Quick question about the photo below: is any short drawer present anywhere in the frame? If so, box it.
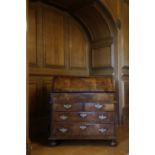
[84,103,114,111]
[53,102,83,111]
[80,123,114,136]
[53,112,114,123]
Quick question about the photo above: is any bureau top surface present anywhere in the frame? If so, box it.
[51,91,115,94]
[52,76,115,92]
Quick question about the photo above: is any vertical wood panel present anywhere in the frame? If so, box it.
[27,0,31,154]
[28,6,37,66]
[122,2,129,66]
[124,80,129,121]
[29,81,38,113]
[69,19,88,69]
[29,76,53,139]
[42,78,53,113]
[43,6,65,67]
[121,77,129,123]
[92,46,111,68]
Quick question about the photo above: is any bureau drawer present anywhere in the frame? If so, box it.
[81,123,114,136]
[53,112,114,123]
[53,123,114,138]
[53,102,83,111]
[52,93,115,104]
[84,103,114,111]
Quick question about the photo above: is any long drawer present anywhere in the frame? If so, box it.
[53,102,114,112]
[53,112,114,123]
[52,93,115,103]
[52,123,114,139]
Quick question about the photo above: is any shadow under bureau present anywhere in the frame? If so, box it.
[49,77,118,146]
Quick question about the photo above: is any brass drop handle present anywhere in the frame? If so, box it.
[98,128,107,133]
[60,115,68,120]
[98,115,107,120]
[59,128,68,133]
[94,103,103,109]
[64,104,72,109]
[80,125,87,130]
[79,113,87,118]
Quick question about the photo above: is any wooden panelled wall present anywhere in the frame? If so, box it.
[28,3,89,76]
[28,3,89,139]
[28,0,129,139]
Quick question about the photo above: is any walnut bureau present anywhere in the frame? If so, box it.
[49,77,117,146]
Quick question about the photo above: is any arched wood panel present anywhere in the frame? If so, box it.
[74,5,111,41]
[28,2,89,76]
[68,17,89,70]
[73,2,117,77]
[43,6,66,68]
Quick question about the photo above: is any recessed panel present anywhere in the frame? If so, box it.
[69,19,88,69]
[28,6,37,65]
[29,82,37,113]
[92,46,111,68]
[122,2,129,66]
[43,7,65,67]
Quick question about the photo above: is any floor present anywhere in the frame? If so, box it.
[31,124,129,155]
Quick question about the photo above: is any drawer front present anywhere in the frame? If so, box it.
[84,103,114,111]
[53,112,114,123]
[80,124,114,136]
[52,93,115,104]
[53,123,114,137]
[53,102,83,111]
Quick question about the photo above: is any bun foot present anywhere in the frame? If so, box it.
[49,140,58,146]
[109,140,117,147]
